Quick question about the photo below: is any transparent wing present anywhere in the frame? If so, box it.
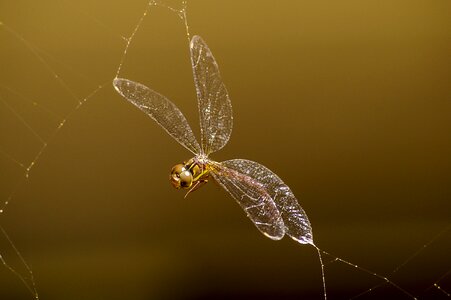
[218,159,313,244]
[190,35,233,156]
[113,78,201,155]
[210,161,285,240]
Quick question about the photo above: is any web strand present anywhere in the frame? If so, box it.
[311,223,451,299]
[0,14,108,298]
[311,243,328,300]
[318,248,417,299]
[115,1,157,79]
[0,1,180,297]
[0,1,449,299]
[1,23,81,105]
[0,226,38,300]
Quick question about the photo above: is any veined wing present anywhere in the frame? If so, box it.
[190,36,233,156]
[219,159,313,244]
[113,78,201,155]
[210,161,285,240]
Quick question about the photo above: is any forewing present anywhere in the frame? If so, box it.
[220,159,313,244]
[190,36,233,156]
[210,161,285,240]
[113,78,201,154]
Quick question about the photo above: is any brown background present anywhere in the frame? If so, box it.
[0,1,450,299]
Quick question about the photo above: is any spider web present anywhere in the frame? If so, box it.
[0,1,450,299]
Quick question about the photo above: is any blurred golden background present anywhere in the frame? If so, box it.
[0,1,450,299]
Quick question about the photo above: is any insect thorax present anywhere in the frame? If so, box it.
[169,156,210,189]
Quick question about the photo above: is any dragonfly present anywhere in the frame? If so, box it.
[113,35,313,245]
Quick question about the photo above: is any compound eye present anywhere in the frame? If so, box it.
[179,171,193,189]
[172,164,185,175]
[170,164,186,189]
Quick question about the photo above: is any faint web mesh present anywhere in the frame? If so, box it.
[0,1,450,300]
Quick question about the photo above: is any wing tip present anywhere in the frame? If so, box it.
[190,35,204,49]
[263,232,285,241]
[113,77,141,96]
[113,77,127,94]
[289,234,314,245]
[113,76,124,87]
[191,34,201,41]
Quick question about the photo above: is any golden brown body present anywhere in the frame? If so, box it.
[170,157,211,196]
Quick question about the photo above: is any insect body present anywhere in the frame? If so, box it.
[170,157,210,193]
[113,35,313,245]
